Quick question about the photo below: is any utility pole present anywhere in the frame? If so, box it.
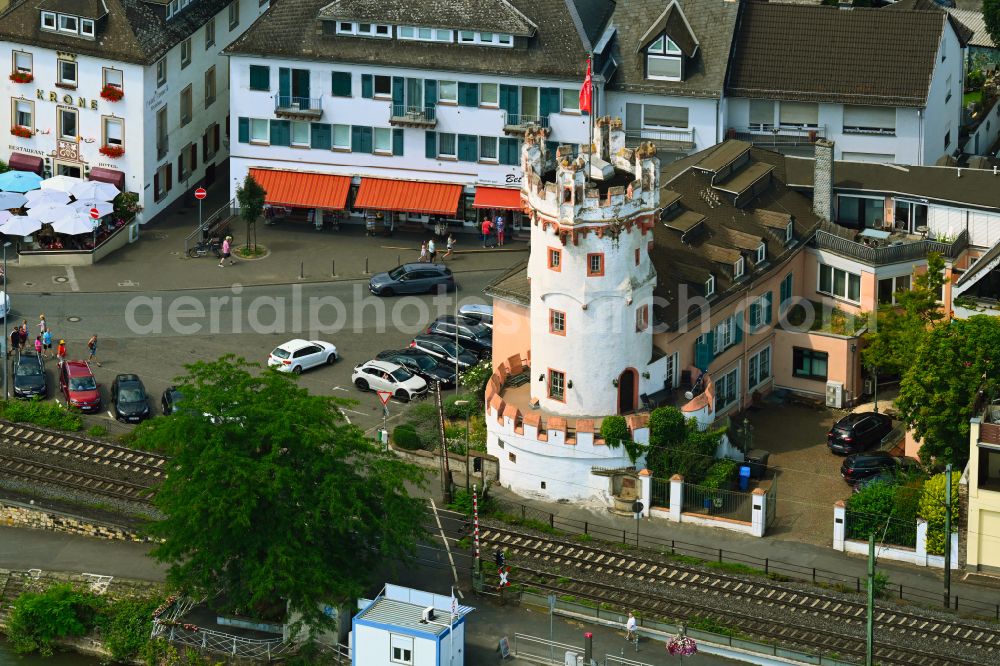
[866,533,875,666]
[455,400,471,492]
[436,382,452,504]
[943,463,953,608]
[873,364,879,414]
[2,241,10,402]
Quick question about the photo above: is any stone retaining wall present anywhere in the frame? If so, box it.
[389,444,499,484]
[0,499,145,542]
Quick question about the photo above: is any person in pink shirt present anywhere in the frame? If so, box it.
[34,335,42,355]
[218,235,234,267]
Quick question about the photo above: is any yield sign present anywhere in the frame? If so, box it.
[377,390,393,406]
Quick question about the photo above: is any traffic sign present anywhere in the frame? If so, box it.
[89,207,100,220]
[498,566,511,588]
[377,390,392,406]
[632,500,644,514]
[194,187,207,200]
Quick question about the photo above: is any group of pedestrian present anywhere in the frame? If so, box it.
[418,234,455,263]
[480,213,506,248]
[6,314,100,367]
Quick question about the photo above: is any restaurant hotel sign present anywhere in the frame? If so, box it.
[35,89,98,111]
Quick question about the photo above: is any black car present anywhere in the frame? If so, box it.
[827,412,894,455]
[111,374,150,423]
[425,315,492,359]
[161,386,184,415]
[409,334,479,370]
[369,263,455,296]
[841,451,908,484]
[377,349,457,386]
[13,351,46,399]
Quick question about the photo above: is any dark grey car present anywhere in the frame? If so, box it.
[409,334,478,370]
[13,351,46,399]
[369,263,455,296]
[425,315,492,359]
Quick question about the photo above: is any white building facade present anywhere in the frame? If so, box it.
[0,0,269,223]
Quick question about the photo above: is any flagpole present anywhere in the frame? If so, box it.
[588,54,594,183]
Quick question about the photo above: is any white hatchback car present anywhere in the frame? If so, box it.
[352,360,428,402]
[267,339,338,374]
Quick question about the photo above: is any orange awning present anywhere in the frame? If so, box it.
[354,178,462,216]
[248,168,351,210]
[473,186,522,210]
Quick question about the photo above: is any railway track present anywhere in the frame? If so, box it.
[478,524,1000,665]
[0,420,166,503]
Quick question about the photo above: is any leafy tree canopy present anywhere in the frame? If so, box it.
[895,316,1000,467]
[985,0,1000,48]
[645,406,725,484]
[236,174,266,226]
[138,357,426,631]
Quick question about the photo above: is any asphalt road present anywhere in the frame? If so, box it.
[4,269,504,435]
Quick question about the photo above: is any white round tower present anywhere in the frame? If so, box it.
[521,119,661,417]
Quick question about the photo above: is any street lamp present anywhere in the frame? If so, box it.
[3,241,11,401]
[455,400,471,491]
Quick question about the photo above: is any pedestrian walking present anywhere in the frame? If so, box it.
[419,241,429,263]
[427,238,437,263]
[480,217,492,246]
[496,215,506,246]
[18,320,27,352]
[38,314,47,335]
[443,234,455,260]
[87,334,101,367]
[625,611,638,645]
[42,329,52,359]
[33,335,42,355]
[8,327,17,359]
[56,339,66,366]
[218,236,234,267]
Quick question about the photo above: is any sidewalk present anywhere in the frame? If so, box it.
[9,162,528,294]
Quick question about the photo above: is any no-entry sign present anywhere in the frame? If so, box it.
[194,187,207,200]
[89,207,100,220]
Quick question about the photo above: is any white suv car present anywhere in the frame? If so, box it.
[352,360,428,402]
[267,339,338,374]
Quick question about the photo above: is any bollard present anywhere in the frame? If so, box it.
[583,632,593,664]
[364,256,369,274]
[300,262,304,279]
[331,259,336,277]
[397,254,400,267]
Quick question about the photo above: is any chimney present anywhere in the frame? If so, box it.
[813,139,835,223]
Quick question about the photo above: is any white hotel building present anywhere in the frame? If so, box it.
[0,0,268,223]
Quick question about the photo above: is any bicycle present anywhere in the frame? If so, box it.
[188,238,222,258]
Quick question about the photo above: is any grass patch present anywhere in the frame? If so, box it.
[964,89,983,107]
[235,245,267,258]
[574,533,593,542]
[86,425,108,438]
[686,615,746,639]
[0,399,82,431]
[490,511,561,535]
[705,561,761,576]
[456,536,471,550]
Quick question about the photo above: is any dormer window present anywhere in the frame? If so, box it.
[41,11,55,29]
[705,274,715,297]
[457,31,513,47]
[41,11,97,39]
[398,26,454,42]
[81,19,94,37]
[734,257,745,279]
[785,220,793,244]
[755,242,766,264]
[645,34,682,81]
[337,22,390,37]
[58,14,78,33]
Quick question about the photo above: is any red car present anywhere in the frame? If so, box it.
[59,360,101,412]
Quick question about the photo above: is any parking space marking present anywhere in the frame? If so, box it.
[338,408,351,424]
[331,386,348,392]
[65,266,79,292]
[106,411,114,420]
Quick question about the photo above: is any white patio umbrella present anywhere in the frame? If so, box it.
[24,189,71,208]
[26,203,77,225]
[72,200,113,217]
[0,192,27,209]
[0,211,12,225]
[70,180,119,201]
[51,212,98,236]
[40,174,82,193]
[0,215,42,236]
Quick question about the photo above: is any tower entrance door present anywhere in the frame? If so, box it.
[618,368,637,414]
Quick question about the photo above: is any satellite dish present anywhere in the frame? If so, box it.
[684,390,694,400]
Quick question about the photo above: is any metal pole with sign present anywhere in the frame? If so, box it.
[90,207,100,248]
[548,594,556,663]
[377,390,392,450]
[633,501,643,547]
[195,187,207,240]
[2,242,8,401]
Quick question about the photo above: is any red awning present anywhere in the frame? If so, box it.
[88,167,125,191]
[8,152,43,175]
[473,186,522,210]
[354,178,462,216]
[248,168,351,210]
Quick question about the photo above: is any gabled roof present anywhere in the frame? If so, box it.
[317,0,538,37]
[0,0,229,65]
[635,0,698,57]
[946,8,994,49]
[726,2,948,108]
[566,0,616,51]
[955,241,1000,290]
[886,0,974,46]
[227,0,605,81]
[37,0,108,19]
[605,0,738,99]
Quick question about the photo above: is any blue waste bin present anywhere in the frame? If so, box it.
[739,465,751,491]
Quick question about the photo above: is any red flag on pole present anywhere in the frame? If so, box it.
[579,59,592,114]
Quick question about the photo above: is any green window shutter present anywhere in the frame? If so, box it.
[458,81,478,107]
[270,120,290,146]
[780,273,792,312]
[362,127,373,153]
[733,316,743,345]
[351,126,364,152]
[392,128,404,156]
[278,67,290,101]
[331,71,351,97]
[499,84,518,115]
[458,134,477,161]
[540,87,560,117]
[424,79,437,107]
[311,123,331,149]
[249,65,270,91]
[749,302,760,329]
[237,117,249,143]
[425,131,438,158]
[361,74,373,99]
[764,291,773,325]
[545,140,559,159]
[695,333,715,372]
[392,76,404,107]
[499,137,519,166]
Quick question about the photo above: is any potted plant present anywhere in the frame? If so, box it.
[9,71,33,84]
[99,144,125,158]
[10,125,32,138]
[100,84,124,102]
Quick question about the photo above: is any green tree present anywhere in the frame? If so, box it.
[600,415,646,464]
[862,253,946,376]
[985,0,1000,48]
[235,173,266,252]
[6,584,102,655]
[138,357,426,632]
[0,160,10,174]
[919,471,961,556]
[644,406,725,484]
[896,316,1000,467]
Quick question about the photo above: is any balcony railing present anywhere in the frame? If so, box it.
[503,112,549,134]
[814,226,968,266]
[729,124,826,149]
[389,104,437,128]
[274,95,323,119]
[624,127,696,152]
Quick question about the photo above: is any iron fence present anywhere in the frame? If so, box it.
[391,104,437,123]
[681,483,754,523]
[503,112,550,129]
[651,477,669,509]
[845,510,917,549]
[765,476,777,528]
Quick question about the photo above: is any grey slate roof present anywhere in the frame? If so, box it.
[946,8,995,49]
[605,0,739,99]
[726,2,948,108]
[886,0,974,45]
[37,0,108,19]
[0,0,229,65]
[568,0,616,49]
[317,0,538,36]
[227,0,607,80]
[485,260,530,306]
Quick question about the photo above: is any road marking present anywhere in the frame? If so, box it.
[337,408,351,424]
[65,266,79,292]
[106,411,114,420]
[340,408,365,416]
[429,498,462,597]
[363,410,404,435]
[331,386,348,392]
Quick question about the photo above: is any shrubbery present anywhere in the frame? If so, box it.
[701,459,738,490]
[845,479,921,548]
[0,398,83,431]
[919,471,960,556]
[392,424,423,450]
[444,394,478,420]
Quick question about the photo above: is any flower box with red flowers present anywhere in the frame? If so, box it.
[100,84,124,102]
[10,125,33,138]
[99,144,125,158]
[9,71,33,84]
